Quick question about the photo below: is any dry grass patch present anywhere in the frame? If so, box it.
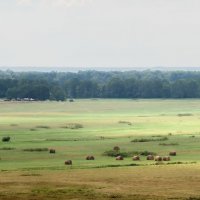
[2,165,200,199]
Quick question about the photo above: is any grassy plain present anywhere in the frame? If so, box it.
[0,99,200,199]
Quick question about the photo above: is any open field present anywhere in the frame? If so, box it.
[1,99,200,199]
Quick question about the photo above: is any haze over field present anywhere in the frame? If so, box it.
[1,0,200,69]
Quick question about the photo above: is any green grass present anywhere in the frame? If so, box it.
[0,99,200,171]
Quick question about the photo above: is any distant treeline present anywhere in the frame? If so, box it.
[1,70,200,100]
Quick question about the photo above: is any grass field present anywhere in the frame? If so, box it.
[1,99,200,199]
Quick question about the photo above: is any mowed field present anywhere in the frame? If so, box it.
[1,99,200,200]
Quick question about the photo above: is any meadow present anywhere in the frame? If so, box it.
[1,99,200,200]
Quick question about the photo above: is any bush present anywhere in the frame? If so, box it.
[62,123,83,129]
[177,113,193,117]
[49,149,56,154]
[103,150,156,157]
[140,151,156,156]
[36,126,50,129]
[30,128,37,131]
[159,143,179,146]
[10,124,18,126]
[23,148,48,152]
[113,146,120,151]
[118,121,132,125]
[131,137,168,143]
[0,147,15,150]
[2,137,11,142]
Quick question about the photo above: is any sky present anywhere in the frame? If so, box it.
[0,0,200,69]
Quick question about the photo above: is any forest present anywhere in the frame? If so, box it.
[0,70,200,100]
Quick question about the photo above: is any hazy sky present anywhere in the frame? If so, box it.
[0,0,200,68]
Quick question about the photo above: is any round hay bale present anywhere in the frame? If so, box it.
[155,156,162,161]
[49,149,56,154]
[86,155,95,160]
[132,155,140,161]
[169,151,176,156]
[163,156,170,161]
[113,146,120,151]
[146,155,154,160]
[116,155,123,160]
[65,160,72,165]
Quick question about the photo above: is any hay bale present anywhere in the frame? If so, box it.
[163,156,170,161]
[65,160,72,165]
[169,151,176,156]
[146,155,154,160]
[86,155,95,160]
[2,136,10,142]
[132,155,140,161]
[116,155,123,160]
[113,146,120,151]
[49,149,56,154]
[155,156,162,161]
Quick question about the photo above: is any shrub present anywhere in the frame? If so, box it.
[49,149,56,154]
[131,137,168,143]
[113,146,120,151]
[23,148,48,152]
[159,143,179,146]
[118,121,132,125]
[103,150,156,157]
[0,147,15,150]
[36,126,50,129]
[140,151,156,156]
[62,123,83,129]
[30,128,37,131]
[177,113,193,117]
[10,124,18,126]
[2,137,11,142]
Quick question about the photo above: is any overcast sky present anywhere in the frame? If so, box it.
[0,0,200,68]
